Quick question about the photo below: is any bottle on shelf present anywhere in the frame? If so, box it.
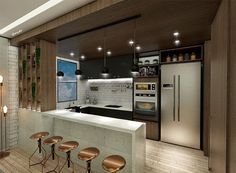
[190,52,196,60]
[184,53,190,61]
[166,55,171,62]
[172,54,177,62]
[178,54,184,61]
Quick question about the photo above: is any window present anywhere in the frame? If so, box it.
[57,58,77,102]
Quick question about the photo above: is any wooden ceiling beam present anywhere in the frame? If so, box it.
[10,0,124,45]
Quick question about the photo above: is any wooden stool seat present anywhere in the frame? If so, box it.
[78,147,100,161]
[102,155,126,173]
[58,141,79,153]
[30,132,49,140]
[43,136,63,145]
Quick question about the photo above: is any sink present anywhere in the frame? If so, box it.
[65,106,81,112]
[105,105,122,108]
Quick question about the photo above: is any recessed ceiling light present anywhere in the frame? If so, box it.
[70,52,75,57]
[136,45,141,51]
[97,46,102,52]
[129,40,135,46]
[173,32,180,37]
[0,0,64,35]
[174,40,181,45]
[107,51,112,56]
[11,29,23,37]
[81,55,85,60]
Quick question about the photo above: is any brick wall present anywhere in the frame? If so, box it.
[8,46,19,148]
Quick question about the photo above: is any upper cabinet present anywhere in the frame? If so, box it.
[80,55,133,79]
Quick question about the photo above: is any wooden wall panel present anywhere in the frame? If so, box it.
[228,0,236,172]
[40,40,56,111]
[203,41,211,156]
[209,0,229,172]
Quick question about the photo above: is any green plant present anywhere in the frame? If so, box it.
[23,60,27,79]
[32,82,36,101]
[36,48,40,65]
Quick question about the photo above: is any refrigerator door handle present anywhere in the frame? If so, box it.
[178,75,180,122]
[173,75,176,121]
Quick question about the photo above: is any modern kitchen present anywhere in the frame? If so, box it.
[0,0,236,173]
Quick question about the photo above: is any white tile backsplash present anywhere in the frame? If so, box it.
[78,79,133,107]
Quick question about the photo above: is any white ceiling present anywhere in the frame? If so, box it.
[0,0,95,38]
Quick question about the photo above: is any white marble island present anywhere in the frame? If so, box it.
[18,109,146,173]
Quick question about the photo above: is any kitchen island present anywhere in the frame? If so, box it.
[18,109,146,173]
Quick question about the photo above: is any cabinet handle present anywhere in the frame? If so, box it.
[173,75,176,121]
[178,75,180,122]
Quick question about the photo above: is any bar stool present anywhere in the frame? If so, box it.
[58,141,79,173]
[78,147,100,173]
[29,132,49,170]
[102,155,126,173]
[43,136,63,173]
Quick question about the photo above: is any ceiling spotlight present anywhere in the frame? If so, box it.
[107,51,112,56]
[174,40,181,46]
[136,45,141,51]
[70,52,75,57]
[80,55,85,60]
[97,46,103,52]
[173,32,180,37]
[129,40,135,46]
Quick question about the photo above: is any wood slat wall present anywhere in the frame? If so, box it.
[10,0,124,45]
[18,40,56,112]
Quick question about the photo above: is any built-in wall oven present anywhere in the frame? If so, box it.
[133,78,159,121]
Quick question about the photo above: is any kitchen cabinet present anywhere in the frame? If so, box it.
[134,119,159,140]
[80,55,133,79]
[107,55,133,78]
[80,107,133,120]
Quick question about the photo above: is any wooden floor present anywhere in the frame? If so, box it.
[0,140,209,173]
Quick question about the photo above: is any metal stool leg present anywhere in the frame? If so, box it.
[29,138,47,169]
[43,144,61,173]
[86,160,91,173]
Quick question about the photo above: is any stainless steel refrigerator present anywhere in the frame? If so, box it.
[161,62,201,149]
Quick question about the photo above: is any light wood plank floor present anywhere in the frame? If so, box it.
[0,140,209,173]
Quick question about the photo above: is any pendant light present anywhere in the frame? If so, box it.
[131,19,139,76]
[75,56,83,79]
[101,28,109,77]
[57,71,64,79]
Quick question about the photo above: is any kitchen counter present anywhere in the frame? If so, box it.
[44,109,140,133]
[78,103,133,112]
[18,109,145,173]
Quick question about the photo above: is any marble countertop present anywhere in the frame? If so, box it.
[43,109,144,134]
[78,104,133,112]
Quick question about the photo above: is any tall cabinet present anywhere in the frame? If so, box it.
[19,40,56,112]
